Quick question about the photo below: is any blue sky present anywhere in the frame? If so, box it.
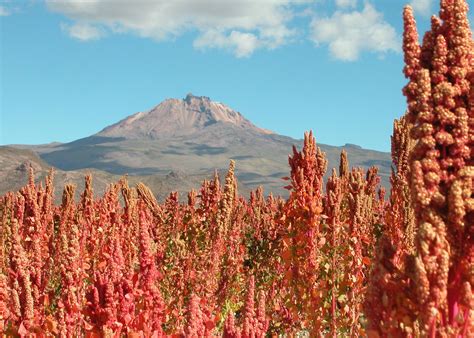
[0,0,451,151]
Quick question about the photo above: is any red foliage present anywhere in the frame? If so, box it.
[0,1,471,336]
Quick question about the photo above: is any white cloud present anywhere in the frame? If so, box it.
[194,30,260,58]
[410,0,433,16]
[60,22,104,41]
[310,3,399,61]
[0,5,11,16]
[335,0,357,9]
[46,0,306,57]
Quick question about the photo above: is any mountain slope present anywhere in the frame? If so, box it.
[11,94,392,196]
[0,146,240,203]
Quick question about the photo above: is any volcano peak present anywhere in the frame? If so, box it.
[97,94,272,139]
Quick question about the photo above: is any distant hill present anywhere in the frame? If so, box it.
[0,146,236,203]
[3,94,392,198]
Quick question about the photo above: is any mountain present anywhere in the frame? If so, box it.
[3,94,392,197]
[98,94,273,139]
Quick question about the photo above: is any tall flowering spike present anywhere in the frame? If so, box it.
[431,35,449,84]
[403,6,421,79]
[221,275,268,338]
[256,290,269,337]
[56,184,84,336]
[365,116,418,335]
[401,0,474,335]
[218,160,236,235]
[81,174,94,216]
[9,219,34,328]
[392,116,416,252]
[223,313,241,338]
[0,272,9,332]
[59,223,82,336]
[137,207,164,335]
[1,193,14,278]
[42,168,54,236]
[448,0,472,95]
[224,160,237,203]
[185,294,205,337]
[198,174,221,211]
[403,7,425,123]
[288,130,327,195]
[339,150,349,178]
[27,165,35,190]
[213,169,221,196]
[420,15,442,68]
[242,275,256,337]
[80,174,95,258]
[283,131,329,331]
[120,178,139,276]
[61,184,75,210]
[393,117,414,178]
[325,169,344,335]
[188,189,197,207]
[343,167,381,336]
[411,68,434,132]
[136,182,162,218]
[392,116,415,180]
